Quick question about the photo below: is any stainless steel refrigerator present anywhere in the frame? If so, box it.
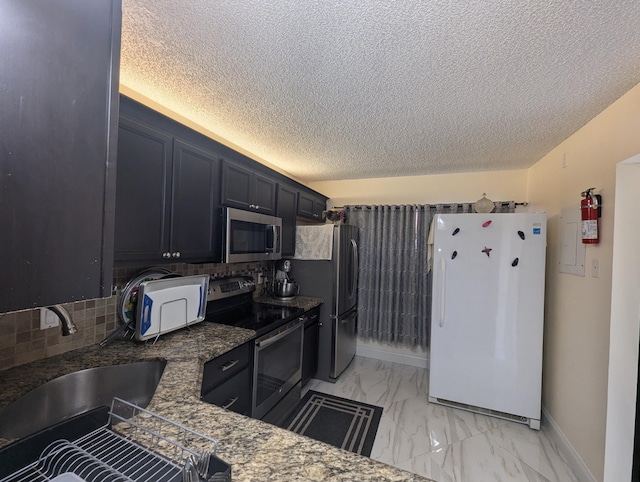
[293,224,359,382]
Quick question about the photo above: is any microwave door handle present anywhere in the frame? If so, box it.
[265,225,275,252]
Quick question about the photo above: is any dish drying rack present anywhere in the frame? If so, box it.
[0,397,231,482]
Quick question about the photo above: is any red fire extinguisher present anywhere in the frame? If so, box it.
[581,188,601,244]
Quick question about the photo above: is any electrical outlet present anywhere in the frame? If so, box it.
[40,308,59,329]
[591,258,600,278]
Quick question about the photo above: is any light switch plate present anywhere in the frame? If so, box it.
[592,258,600,278]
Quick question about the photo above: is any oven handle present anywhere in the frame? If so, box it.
[255,320,303,349]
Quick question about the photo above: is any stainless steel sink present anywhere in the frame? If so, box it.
[0,359,166,439]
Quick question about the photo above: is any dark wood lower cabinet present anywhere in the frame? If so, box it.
[201,366,252,416]
[201,341,252,416]
[302,308,320,386]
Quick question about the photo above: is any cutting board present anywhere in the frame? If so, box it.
[135,275,209,341]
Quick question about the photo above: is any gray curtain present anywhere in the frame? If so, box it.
[345,201,515,349]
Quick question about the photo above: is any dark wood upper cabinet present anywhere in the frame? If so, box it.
[254,173,278,215]
[276,183,298,256]
[114,98,221,265]
[221,160,277,215]
[114,117,173,262]
[170,140,220,261]
[0,0,121,312]
[113,96,328,268]
[298,190,327,221]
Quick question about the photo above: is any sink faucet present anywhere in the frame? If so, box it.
[47,305,77,336]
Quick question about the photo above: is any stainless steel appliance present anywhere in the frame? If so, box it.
[204,276,305,425]
[252,317,303,422]
[272,279,299,299]
[223,207,282,263]
[273,259,299,300]
[293,224,359,382]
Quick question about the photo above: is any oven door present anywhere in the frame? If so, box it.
[252,318,303,420]
[224,207,282,263]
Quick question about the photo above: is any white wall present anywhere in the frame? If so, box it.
[603,155,640,481]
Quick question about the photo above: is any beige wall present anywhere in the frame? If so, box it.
[527,81,640,481]
[309,169,528,207]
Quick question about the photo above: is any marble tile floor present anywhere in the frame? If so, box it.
[304,356,579,482]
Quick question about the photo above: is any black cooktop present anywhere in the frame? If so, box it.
[206,293,304,337]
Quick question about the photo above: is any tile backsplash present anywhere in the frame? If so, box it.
[0,261,271,371]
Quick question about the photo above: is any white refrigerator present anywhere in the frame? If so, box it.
[428,213,547,429]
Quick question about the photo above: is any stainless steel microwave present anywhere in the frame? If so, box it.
[223,207,282,263]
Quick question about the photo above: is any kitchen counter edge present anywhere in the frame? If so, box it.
[0,308,430,481]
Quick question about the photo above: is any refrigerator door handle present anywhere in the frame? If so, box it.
[350,239,359,299]
[439,257,446,327]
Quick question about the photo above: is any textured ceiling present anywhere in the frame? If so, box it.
[120,1,640,182]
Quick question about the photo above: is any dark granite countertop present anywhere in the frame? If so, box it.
[0,317,430,481]
[256,294,323,312]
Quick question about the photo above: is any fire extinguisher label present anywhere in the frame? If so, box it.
[582,220,598,239]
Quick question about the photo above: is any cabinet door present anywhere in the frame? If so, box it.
[302,308,320,386]
[253,173,277,215]
[170,139,221,262]
[201,366,252,416]
[0,0,121,311]
[114,117,173,263]
[201,342,252,416]
[297,190,326,221]
[221,160,277,215]
[221,160,253,210]
[277,183,298,256]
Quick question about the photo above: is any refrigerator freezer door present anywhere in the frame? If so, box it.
[335,225,359,316]
[429,213,547,422]
[332,307,357,379]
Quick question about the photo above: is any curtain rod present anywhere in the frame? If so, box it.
[330,201,528,210]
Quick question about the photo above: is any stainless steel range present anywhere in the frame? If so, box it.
[205,276,305,425]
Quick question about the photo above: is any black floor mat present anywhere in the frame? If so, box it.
[279,390,383,457]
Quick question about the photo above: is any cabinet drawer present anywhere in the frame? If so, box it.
[201,342,251,394]
[201,366,252,416]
